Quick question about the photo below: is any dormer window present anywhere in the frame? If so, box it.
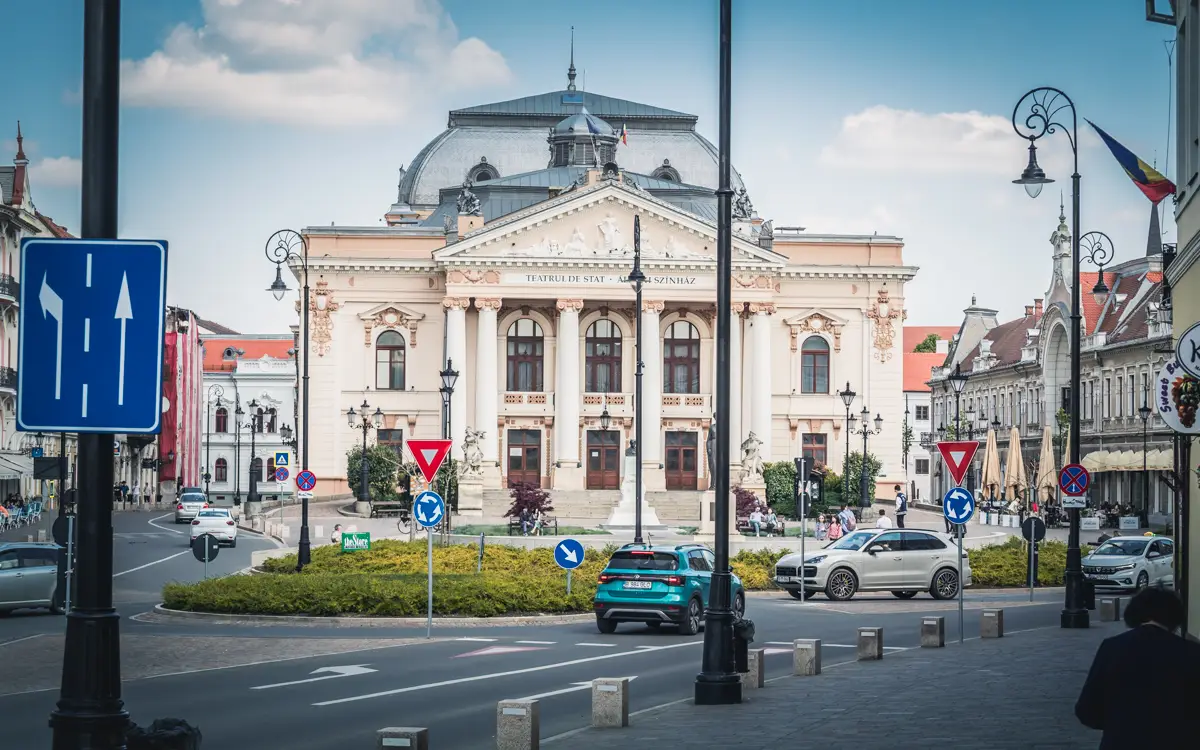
[651,160,682,183]
[468,158,500,183]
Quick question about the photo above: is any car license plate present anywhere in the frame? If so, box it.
[776,576,794,583]
[623,581,652,590]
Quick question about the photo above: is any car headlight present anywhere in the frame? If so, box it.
[1113,564,1136,572]
[805,555,827,565]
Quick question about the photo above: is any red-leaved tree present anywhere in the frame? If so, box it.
[505,481,555,519]
[734,485,760,517]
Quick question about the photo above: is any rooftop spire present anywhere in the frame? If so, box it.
[1058,191,1065,224]
[14,121,27,164]
[567,26,577,92]
[1147,202,1164,256]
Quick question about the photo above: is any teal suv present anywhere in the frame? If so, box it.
[592,543,745,635]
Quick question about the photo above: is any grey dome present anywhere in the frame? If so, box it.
[552,107,615,137]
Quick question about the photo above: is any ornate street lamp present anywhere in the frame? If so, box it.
[440,360,459,441]
[948,363,969,440]
[848,405,883,509]
[204,385,224,497]
[1139,398,1152,521]
[1080,231,1116,308]
[599,404,612,432]
[347,400,384,509]
[630,215,647,545]
[838,382,856,473]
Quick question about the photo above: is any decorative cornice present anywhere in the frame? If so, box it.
[747,302,776,315]
[555,298,585,313]
[447,268,500,285]
[474,297,503,312]
[641,300,666,314]
[442,296,471,311]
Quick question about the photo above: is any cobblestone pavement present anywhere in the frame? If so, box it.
[554,619,1121,749]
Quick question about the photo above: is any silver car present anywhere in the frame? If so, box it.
[174,492,209,523]
[1083,535,1174,592]
[0,542,61,614]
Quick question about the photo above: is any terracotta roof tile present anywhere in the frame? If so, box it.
[904,352,946,392]
[202,337,294,371]
[903,325,959,352]
[959,313,1038,371]
[35,211,72,238]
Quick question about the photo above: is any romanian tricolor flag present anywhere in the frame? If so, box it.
[1086,120,1176,204]
[619,123,628,146]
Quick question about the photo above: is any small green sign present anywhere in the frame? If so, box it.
[341,531,371,552]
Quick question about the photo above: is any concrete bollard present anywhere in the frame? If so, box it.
[740,649,765,689]
[36,529,47,542]
[857,627,884,660]
[1098,598,1122,623]
[591,678,629,727]
[981,608,1004,638]
[280,524,290,538]
[315,524,324,540]
[377,727,429,749]
[26,534,33,542]
[921,616,945,648]
[497,699,539,749]
[792,639,821,676]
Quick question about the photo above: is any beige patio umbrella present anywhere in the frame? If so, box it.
[1004,426,1027,505]
[1035,426,1057,503]
[979,426,1002,500]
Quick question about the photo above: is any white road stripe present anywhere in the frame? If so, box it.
[314,641,702,707]
[517,677,637,702]
[515,640,556,645]
[147,512,185,535]
[765,642,903,651]
[0,634,44,648]
[574,642,616,648]
[455,637,497,642]
[113,550,189,577]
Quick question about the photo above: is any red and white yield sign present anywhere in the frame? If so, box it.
[407,439,453,483]
[936,441,979,487]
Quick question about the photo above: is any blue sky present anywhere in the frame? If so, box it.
[3,0,1179,332]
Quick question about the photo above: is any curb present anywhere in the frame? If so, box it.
[149,604,596,628]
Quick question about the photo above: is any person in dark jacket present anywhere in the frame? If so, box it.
[1075,587,1200,748]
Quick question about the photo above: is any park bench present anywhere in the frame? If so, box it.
[369,501,407,518]
[736,516,786,536]
[505,515,559,536]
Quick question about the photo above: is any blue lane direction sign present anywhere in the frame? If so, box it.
[1059,464,1090,496]
[943,486,975,525]
[554,538,585,570]
[295,469,317,492]
[30,447,43,458]
[17,238,167,434]
[413,490,445,529]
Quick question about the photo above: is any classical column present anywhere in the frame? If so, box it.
[729,303,743,461]
[641,300,665,483]
[474,298,502,466]
[443,297,470,459]
[555,299,583,469]
[749,303,775,462]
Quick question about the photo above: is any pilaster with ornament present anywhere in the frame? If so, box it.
[864,288,906,363]
[295,281,341,357]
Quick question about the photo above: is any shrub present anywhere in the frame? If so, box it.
[841,451,882,505]
[733,486,759,516]
[505,482,553,519]
[762,461,796,518]
[345,444,399,503]
[968,537,1090,587]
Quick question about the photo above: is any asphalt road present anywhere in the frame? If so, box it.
[0,564,1069,749]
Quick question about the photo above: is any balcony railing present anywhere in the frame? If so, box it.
[500,391,555,416]
[0,274,18,304]
[0,366,16,392]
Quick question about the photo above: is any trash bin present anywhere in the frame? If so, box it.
[733,618,755,673]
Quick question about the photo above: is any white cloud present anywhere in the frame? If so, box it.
[31,156,82,188]
[121,0,511,126]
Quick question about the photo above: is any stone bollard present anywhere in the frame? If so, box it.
[740,649,765,689]
[921,616,945,648]
[377,727,429,749]
[26,534,33,542]
[36,529,47,542]
[981,608,1004,638]
[591,678,629,727]
[315,524,324,540]
[280,525,290,538]
[497,699,539,749]
[792,639,821,676]
[1098,598,1122,623]
[857,627,884,660]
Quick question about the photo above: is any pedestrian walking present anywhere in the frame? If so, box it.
[131,483,141,506]
[837,503,857,533]
[815,514,828,541]
[894,484,907,528]
[1075,588,1200,747]
[827,517,843,541]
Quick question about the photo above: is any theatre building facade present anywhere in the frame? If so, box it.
[296,78,915,517]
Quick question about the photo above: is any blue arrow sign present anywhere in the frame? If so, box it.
[942,486,975,525]
[413,490,445,529]
[17,238,167,434]
[553,538,585,570]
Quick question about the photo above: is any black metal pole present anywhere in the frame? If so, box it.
[233,403,241,505]
[1142,419,1149,521]
[297,251,312,569]
[50,0,128,745]
[695,0,740,706]
[859,421,869,508]
[204,400,211,497]
[1062,163,1088,628]
[844,403,851,475]
[360,409,370,507]
[248,424,257,504]
[633,216,644,545]
[59,431,67,507]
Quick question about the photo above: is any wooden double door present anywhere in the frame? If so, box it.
[507,429,541,487]
[586,430,621,490]
[665,431,698,490]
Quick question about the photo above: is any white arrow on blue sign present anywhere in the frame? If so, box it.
[942,486,975,525]
[553,538,585,570]
[17,238,168,434]
[413,490,445,529]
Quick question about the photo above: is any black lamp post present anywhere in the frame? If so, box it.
[630,215,646,545]
[695,0,739,706]
[347,400,384,508]
[1139,398,1152,520]
[245,399,260,505]
[948,363,969,441]
[266,228,313,570]
[439,361,459,518]
[233,400,245,505]
[1011,86,1088,629]
[204,385,224,498]
[849,406,884,509]
[839,382,856,474]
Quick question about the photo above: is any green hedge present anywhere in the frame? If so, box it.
[967,537,1090,587]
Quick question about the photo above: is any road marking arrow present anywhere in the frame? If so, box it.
[558,543,579,564]
[115,272,133,406]
[251,664,377,690]
[39,273,63,400]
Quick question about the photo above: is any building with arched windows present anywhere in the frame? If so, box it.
[292,65,916,520]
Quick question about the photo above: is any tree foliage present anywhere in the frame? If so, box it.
[505,481,554,519]
[733,485,761,516]
[840,451,883,506]
[345,444,400,503]
[762,461,796,518]
[913,333,940,353]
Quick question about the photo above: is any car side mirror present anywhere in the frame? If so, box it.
[866,546,877,556]
[1147,551,1160,559]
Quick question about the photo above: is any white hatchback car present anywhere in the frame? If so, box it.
[775,529,972,602]
[190,508,239,547]
[1082,535,1174,592]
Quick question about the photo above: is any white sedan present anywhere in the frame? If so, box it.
[1082,535,1174,591]
[190,508,239,547]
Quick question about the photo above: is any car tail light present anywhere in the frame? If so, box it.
[177,504,184,510]
[598,574,614,583]
[202,503,209,509]
[629,550,654,555]
[191,520,200,525]
[226,520,235,526]
[665,575,684,586]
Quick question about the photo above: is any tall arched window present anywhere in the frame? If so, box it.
[250,457,263,482]
[267,457,276,479]
[376,331,406,390]
[506,318,544,392]
[800,336,830,394]
[214,458,228,482]
[214,407,228,433]
[663,320,701,394]
[585,319,622,392]
[254,408,265,433]
[265,408,278,433]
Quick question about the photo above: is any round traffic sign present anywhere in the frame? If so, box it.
[191,533,220,563]
[942,486,975,525]
[1176,321,1200,379]
[553,538,585,570]
[413,490,445,529]
[1021,516,1047,543]
[295,469,317,492]
[275,467,290,482]
[1059,464,1090,496]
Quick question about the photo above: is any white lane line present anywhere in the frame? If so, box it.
[113,550,189,577]
[147,513,185,535]
[313,641,703,707]
[517,676,637,702]
[574,642,616,648]
[86,254,92,287]
[0,634,44,648]
[455,637,497,642]
[83,318,90,352]
[515,640,556,645]
[81,384,88,418]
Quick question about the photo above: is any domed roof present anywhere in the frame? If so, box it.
[552,107,615,137]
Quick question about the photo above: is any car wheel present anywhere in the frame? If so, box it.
[678,597,702,636]
[1136,571,1149,590]
[825,568,858,601]
[733,592,745,620]
[931,568,960,600]
[891,591,918,599]
[596,617,618,634]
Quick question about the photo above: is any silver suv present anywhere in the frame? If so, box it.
[0,542,61,614]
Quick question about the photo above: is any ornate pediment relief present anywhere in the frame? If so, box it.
[785,309,847,352]
[360,302,426,348]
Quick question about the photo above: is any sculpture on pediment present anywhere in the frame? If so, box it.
[662,235,708,260]
[733,188,754,220]
[759,219,774,239]
[598,214,623,253]
[456,179,481,216]
[461,429,485,476]
[564,227,589,256]
[739,431,764,483]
